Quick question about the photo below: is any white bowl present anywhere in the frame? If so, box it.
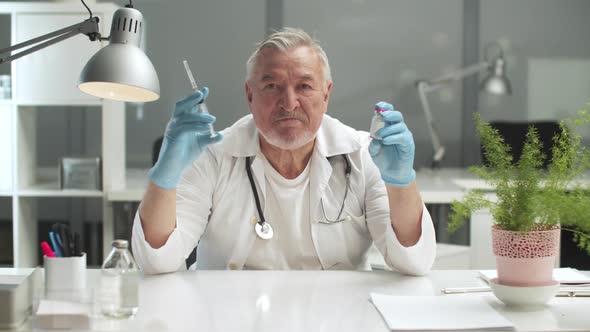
[489,278,559,307]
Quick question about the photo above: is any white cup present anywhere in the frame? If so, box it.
[44,253,87,299]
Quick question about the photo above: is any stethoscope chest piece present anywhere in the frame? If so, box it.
[255,221,274,240]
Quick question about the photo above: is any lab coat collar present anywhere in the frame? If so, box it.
[221,114,363,159]
[220,115,260,157]
[315,114,362,157]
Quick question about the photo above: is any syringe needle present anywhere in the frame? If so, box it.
[182,59,208,112]
[182,60,199,92]
[181,60,215,136]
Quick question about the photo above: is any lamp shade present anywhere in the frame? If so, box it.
[79,43,159,102]
[78,7,160,102]
[480,56,511,95]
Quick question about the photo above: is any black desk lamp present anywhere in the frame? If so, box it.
[0,0,159,102]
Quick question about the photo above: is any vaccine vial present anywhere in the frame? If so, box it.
[100,240,139,318]
[370,105,387,140]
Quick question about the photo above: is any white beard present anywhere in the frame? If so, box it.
[259,128,317,151]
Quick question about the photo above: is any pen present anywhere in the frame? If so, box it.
[40,241,56,258]
[441,286,491,294]
[51,223,66,256]
[68,228,76,256]
[73,232,82,257]
[59,224,72,257]
[557,289,590,297]
[48,232,63,257]
[56,231,70,257]
[441,287,590,297]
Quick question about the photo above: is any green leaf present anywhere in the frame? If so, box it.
[449,110,590,256]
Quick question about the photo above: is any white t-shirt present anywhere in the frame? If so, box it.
[244,154,322,270]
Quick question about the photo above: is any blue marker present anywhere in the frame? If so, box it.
[55,232,63,247]
[49,231,63,257]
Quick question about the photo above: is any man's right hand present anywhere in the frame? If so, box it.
[148,87,223,190]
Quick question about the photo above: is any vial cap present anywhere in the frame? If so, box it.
[112,239,129,249]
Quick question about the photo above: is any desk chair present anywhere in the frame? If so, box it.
[152,136,198,270]
[152,136,164,167]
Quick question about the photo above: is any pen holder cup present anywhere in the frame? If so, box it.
[44,253,87,300]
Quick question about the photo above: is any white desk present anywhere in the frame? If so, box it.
[5,269,590,332]
[416,167,474,203]
[106,168,150,202]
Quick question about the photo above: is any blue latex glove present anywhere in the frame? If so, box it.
[368,101,416,187]
[148,87,223,190]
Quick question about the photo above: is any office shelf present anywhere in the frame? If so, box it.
[17,168,103,198]
[17,184,103,198]
[2,2,123,267]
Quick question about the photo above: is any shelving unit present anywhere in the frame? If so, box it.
[0,2,124,267]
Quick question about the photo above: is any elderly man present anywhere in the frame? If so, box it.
[132,28,435,274]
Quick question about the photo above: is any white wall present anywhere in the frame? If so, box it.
[479,0,590,129]
[11,0,590,168]
[284,0,464,167]
[123,0,267,166]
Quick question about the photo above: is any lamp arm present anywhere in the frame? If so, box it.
[0,18,100,64]
[416,61,491,167]
[425,61,490,91]
[417,81,446,168]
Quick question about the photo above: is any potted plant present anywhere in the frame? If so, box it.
[449,109,590,287]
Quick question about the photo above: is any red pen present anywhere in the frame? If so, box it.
[40,241,56,258]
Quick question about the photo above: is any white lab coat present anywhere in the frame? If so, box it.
[132,114,436,275]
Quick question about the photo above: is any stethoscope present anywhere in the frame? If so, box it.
[245,154,352,240]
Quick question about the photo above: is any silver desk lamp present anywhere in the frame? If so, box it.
[0,0,160,103]
[416,42,511,168]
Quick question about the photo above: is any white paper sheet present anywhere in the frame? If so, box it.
[370,293,514,331]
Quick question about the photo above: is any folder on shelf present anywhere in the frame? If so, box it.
[370,293,514,331]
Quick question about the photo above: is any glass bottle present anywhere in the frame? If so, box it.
[370,106,387,139]
[100,239,139,318]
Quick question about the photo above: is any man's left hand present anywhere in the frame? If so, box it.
[369,101,416,187]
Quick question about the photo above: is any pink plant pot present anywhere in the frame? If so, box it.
[492,226,560,287]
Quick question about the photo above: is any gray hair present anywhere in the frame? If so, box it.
[246,27,332,88]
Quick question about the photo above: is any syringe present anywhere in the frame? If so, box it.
[182,59,216,137]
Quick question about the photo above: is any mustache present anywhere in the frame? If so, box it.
[272,110,307,122]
